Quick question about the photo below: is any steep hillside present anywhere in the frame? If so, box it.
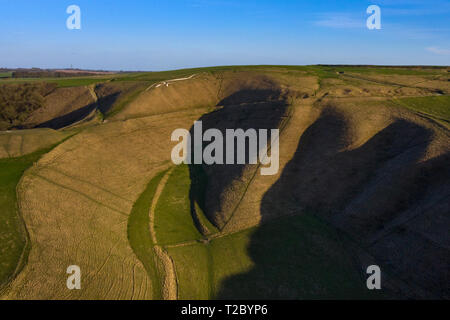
[1,66,448,299]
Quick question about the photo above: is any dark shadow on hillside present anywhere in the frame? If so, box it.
[34,92,120,130]
[188,86,289,229]
[96,92,121,115]
[216,107,449,299]
[35,101,98,130]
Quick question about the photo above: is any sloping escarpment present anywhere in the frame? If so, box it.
[190,75,292,229]
[113,74,221,120]
[25,86,97,129]
[2,68,449,299]
[14,82,147,130]
[1,72,268,299]
[220,100,450,298]
[94,81,149,117]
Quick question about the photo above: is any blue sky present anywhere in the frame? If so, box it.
[0,0,449,70]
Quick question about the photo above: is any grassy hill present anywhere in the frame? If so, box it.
[0,65,448,299]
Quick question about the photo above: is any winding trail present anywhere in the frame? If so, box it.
[148,168,178,300]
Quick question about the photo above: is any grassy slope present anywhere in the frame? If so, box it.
[127,170,167,299]
[154,165,203,245]
[324,66,444,76]
[1,65,447,299]
[169,213,384,299]
[168,243,212,299]
[0,129,79,291]
[104,84,151,119]
[210,214,381,299]
[161,165,384,299]
[0,147,53,289]
[391,95,450,123]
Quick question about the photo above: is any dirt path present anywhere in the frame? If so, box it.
[148,168,178,300]
[87,84,99,102]
[149,168,172,244]
[154,246,178,300]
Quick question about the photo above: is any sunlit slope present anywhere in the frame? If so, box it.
[1,66,448,299]
[1,70,301,299]
[1,112,211,299]
[0,128,74,159]
[0,130,78,295]
[158,98,449,298]
[0,73,223,298]
[156,68,449,298]
[112,74,220,120]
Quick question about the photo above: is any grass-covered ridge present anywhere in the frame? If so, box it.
[154,165,204,245]
[127,170,167,299]
[1,65,448,299]
[391,95,450,124]
[165,186,385,299]
[156,164,384,299]
[0,131,78,292]
[0,147,54,290]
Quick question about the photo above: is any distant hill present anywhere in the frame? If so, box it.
[10,68,117,78]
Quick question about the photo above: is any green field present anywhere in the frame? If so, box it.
[154,165,204,245]
[47,77,111,88]
[0,76,113,88]
[2,65,444,88]
[127,170,167,299]
[168,243,212,299]
[329,66,443,76]
[0,148,52,289]
[155,164,384,299]
[1,65,447,299]
[0,72,12,79]
[391,96,450,123]
[168,213,385,299]
[111,66,245,82]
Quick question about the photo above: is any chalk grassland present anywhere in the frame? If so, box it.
[2,65,447,87]
[0,148,55,291]
[0,66,448,299]
[0,129,77,293]
[165,96,449,299]
[389,96,450,126]
[112,74,220,120]
[2,65,446,129]
[0,76,113,88]
[0,108,209,299]
[0,69,228,298]
[0,70,229,299]
[0,129,75,159]
[127,171,167,300]
[344,72,450,93]
[156,165,381,299]
[95,81,151,119]
[317,65,449,76]
[160,68,449,298]
[154,165,204,245]
[0,70,289,299]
